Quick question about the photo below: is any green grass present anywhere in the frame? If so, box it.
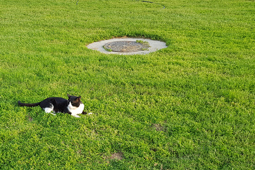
[0,0,255,169]
[136,40,150,50]
[136,40,150,46]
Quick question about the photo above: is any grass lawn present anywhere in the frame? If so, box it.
[0,0,254,169]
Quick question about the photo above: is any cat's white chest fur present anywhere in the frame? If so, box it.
[68,103,84,118]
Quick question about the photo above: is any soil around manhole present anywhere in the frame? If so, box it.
[103,41,150,52]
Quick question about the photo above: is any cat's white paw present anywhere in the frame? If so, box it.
[72,114,80,118]
[88,112,93,115]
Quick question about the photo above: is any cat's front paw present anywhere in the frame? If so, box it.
[72,114,80,118]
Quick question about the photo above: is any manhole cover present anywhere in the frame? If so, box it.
[103,41,150,52]
[87,38,167,55]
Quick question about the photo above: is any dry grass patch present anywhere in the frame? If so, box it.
[152,124,165,131]
[110,152,124,160]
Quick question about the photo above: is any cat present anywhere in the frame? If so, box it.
[18,94,92,118]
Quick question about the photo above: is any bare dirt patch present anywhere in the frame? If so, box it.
[110,152,124,160]
[152,124,165,131]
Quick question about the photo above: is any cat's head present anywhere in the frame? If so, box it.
[67,94,82,107]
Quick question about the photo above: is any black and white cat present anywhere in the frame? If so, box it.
[18,94,92,118]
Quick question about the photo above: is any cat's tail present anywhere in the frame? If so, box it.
[18,101,41,107]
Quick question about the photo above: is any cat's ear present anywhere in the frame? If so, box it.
[67,94,71,98]
[76,96,81,101]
